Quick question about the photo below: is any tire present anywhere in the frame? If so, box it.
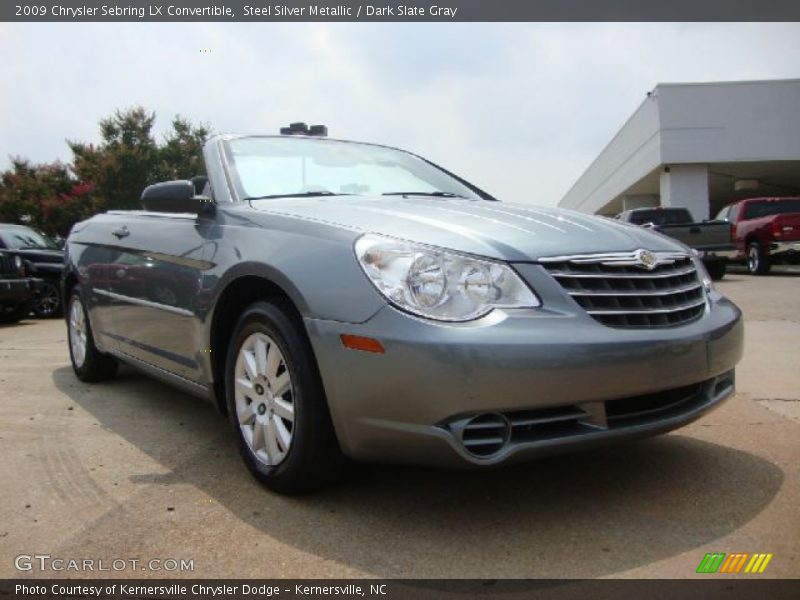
[746,242,771,275]
[67,286,118,382]
[33,280,63,318]
[705,259,727,281]
[225,300,343,494]
[0,302,31,324]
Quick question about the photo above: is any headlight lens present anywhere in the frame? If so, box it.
[355,234,540,321]
[13,255,24,276]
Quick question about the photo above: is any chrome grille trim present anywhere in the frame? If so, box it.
[0,253,15,275]
[539,250,707,328]
[586,297,707,316]
[545,265,698,279]
[538,250,688,266]
[568,282,704,297]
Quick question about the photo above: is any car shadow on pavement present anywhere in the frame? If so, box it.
[726,267,800,278]
[0,319,36,329]
[52,365,784,578]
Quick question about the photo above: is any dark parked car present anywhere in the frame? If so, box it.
[0,249,43,323]
[0,224,65,317]
[616,207,733,280]
[63,129,743,493]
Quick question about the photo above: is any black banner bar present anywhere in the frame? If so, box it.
[3,579,800,600]
[3,0,800,22]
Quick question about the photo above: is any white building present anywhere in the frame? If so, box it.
[559,79,800,220]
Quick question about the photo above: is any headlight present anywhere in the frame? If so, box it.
[13,255,24,276]
[354,234,540,321]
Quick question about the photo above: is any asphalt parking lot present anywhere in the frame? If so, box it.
[1,267,798,579]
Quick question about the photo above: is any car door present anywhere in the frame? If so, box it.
[106,212,213,382]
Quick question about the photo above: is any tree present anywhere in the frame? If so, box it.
[69,107,157,212]
[0,107,210,235]
[0,159,94,236]
[70,107,209,211]
[157,116,210,181]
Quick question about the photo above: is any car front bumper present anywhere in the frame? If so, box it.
[0,277,43,305]
[770,240,800,258]
[305,290,743,467]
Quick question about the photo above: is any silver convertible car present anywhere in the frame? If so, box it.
[63,128,743,492]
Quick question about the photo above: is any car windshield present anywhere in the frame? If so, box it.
[0,227,59,250]
[628,209,693,225]
[742,198,800,219]
[223,137,481,201]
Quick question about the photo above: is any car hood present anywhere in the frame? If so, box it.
[248,196,685,262]
[14,248,64,269]
[12,248,64,263]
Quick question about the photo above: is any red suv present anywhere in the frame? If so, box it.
[716,197,800,274]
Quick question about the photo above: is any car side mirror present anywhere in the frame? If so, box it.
[141,180,213,214]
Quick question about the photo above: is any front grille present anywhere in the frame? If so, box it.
[540,252,706,328]
[0,252,16,277]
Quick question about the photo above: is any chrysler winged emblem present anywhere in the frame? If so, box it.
[635,249,658,270]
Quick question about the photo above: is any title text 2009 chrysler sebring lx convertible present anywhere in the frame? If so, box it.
[63,130,743,493]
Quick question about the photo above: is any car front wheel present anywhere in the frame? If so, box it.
[225,300,343,493]
[33,280,62,318]
[67,286,118,382]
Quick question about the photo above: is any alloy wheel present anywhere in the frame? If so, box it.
[35,283,60,316]
[68,298,88,368]
[747,245,759,273]
[234,332,295,467]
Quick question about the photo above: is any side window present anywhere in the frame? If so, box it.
[714,207,730,221]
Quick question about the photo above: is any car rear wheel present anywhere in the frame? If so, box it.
[747,242,771,275]
[33,281,62,318]
[225,300,343,493]
[67,286,118,382]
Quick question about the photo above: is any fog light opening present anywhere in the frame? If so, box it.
[459,413,511,457]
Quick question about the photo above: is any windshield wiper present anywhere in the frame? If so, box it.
[244,191,345,201]
[382,191,467,199]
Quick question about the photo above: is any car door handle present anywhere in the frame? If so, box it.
[112,226,130,239]
[689,226,701,234]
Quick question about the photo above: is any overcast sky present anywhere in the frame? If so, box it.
[1,22,798,205]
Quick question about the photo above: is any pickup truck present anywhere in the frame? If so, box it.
[616,207,733,280]
[62,129,743,492]
[714,197,800,275]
